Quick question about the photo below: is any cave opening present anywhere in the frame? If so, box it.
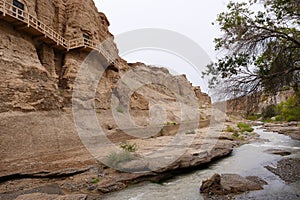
[12,0,24,20]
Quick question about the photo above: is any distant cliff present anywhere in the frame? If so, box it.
[226,89,295,116]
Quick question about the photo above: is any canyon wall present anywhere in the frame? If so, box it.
[0,0,211,183]
[0,0,210,114]
[226,89,295,116]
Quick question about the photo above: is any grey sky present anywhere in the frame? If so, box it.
[95,0,228,92]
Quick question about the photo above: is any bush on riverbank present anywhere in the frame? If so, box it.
[225,122,253,140]
[120,142,137,152]
[262,105,276,119]
[248,95,300,122]
[237,122,254,132]
[107,151,133,168]
[275,95,300,122]
[246,114,261,121]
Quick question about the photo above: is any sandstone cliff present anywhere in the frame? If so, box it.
[0,0,215,197]
[0,0,210,114]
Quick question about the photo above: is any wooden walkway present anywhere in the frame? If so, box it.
[0,0,114,63]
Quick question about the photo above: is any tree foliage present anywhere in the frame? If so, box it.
[203,0,300,97]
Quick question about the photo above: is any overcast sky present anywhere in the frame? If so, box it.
[94,0,228,92]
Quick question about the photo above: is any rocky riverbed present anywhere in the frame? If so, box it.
[0,112,258,199]
[96,125,300,200]
[263,122,300,140]
[265,158,300,183]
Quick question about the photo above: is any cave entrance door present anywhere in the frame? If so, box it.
[12,0,24,20]
[83,34,90,46]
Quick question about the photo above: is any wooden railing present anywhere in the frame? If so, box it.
[69,38,115,62]
[0,0,114,63]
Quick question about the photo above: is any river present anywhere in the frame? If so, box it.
[102,126,300,200]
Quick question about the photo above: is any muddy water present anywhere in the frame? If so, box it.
[102,126,300,200]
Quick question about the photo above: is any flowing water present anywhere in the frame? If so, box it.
[102,126,300,200]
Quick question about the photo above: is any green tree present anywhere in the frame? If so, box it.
[203,0,300,98]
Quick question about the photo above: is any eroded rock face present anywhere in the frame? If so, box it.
[0,112,96,179]
[0,0,123,110]
[0,20,62,112]
[0,0,213,197]
[1,0,211,114]
[111,64,202,123]
[194,86,211,107]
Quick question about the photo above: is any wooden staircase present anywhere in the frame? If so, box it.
[0,0,115,63]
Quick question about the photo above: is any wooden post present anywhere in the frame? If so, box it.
[27,13,30,27]
[2,0,6,16]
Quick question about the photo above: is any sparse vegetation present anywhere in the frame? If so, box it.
[259,95,300,122]
[237,122,254,132]
[107,151,133,167]
[161,128,166,136]
[232,132,240,138]
[231,131,246,141]
[120,142,137,152]
[261,118,274,123]
[165,121,177,126]
[150,180,165,185]
[246,114,261,121]
[225,125,235,133]
[91,178,100,184]
[261,105,276,119]
[275,95,300,122]
[225,123,252,140]
[116,105,124,113]
[275,115,283,122]
[185,130,196,135]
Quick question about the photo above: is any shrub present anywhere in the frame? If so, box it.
[246,115,258,121]
[107,151,133,167]
[116,105,124,113]
[275,115,283,121]
[280,86,291,91]
[165,121,177,125]
[286,115,299,122]
[225,126,235,132]
[161,128,166,136]
[237,122,254,132]
[261,104,277,119]
[262,118,274,123]
[150,180,165,185]
[186,130,196,134]
[91,178,100,184]
[276,95,300,122]
[232,132,240,138]
[120,142,137,152]
[246,113,261,121]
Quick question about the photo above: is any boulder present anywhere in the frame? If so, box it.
[200,174,223,194]
[264,149,291,156]
[200,173,267,195]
